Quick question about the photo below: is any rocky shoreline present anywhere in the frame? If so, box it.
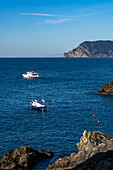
[0,146,53,169]
[97,80,113,94]
[46,81,113,170]
[1,130,113,169]
[47,130,113,170]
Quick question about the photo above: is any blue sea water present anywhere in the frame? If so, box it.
[0,58,113,169]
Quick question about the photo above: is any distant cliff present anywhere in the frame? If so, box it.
[62,40,113,58]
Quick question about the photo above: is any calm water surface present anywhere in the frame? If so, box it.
[0,58,113,169]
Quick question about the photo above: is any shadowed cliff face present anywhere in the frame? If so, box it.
[47,130,113,170]
[62,40,113,57]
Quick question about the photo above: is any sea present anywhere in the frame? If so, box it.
[0,57,113,169]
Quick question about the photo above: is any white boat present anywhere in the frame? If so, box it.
[30,99,46,111]
[22,71,40,78]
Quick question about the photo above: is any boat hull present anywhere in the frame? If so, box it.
[32,106,46,111]
[22,75,40,78]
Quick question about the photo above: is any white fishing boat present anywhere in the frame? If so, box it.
[30,99,46,111]
[22,71,40,78]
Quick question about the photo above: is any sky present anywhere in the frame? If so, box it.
[0,0,113,57]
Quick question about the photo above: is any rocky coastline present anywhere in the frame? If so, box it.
[47,130,113,170]
[0,146,53,169]
[97,80,113,94]
[1,130,113,170]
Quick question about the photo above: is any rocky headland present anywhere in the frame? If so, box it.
[62,40,113,58]
[97,80,113,94]
[47,130,113,170]
[0,146,53,169]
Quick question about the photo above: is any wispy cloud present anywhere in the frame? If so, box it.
[44,18,72,24]
[73,13,97,18]
[20,13,63,17]
[19,12,99,25]
[20,12,98,18]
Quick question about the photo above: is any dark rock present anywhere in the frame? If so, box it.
[97,80,113,94]
[72,150,113,170]
[0,146,53,170]
[38,150,54,159]
[62,40,113,58]
[47,130,113,170]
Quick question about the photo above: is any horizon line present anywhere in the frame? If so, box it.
[0,56,61,58]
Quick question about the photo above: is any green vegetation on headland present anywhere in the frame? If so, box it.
[62,40,113,58]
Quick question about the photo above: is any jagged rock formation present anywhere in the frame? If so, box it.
[47,130,113,170]
[97,80,113,94]
[62,40,113,58]
[73,150,113,170]
[0,146,53,170]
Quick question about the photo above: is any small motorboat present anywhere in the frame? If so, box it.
[30,99,46,111]
[22,71,40,78]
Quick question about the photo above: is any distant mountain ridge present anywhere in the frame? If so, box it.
[62,40,113,58]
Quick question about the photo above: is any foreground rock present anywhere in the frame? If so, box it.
[74,150,113,170]
[97,80,113,94]
[62,40,113,58]
[0,146,53,170]
[47,130,113,170]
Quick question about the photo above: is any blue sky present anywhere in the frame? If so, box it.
[0,0,113,57]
